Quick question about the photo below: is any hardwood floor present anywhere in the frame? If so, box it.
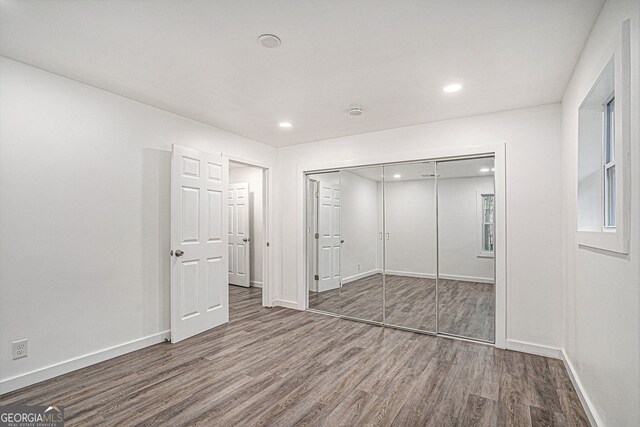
[309,274,495,341]
[0,286,587,426]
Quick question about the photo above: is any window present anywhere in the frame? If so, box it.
[480,194,494,254]
[603,96,615,228]
[576,19,629,254]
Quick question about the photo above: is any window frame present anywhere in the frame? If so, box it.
[477,193,495,258]
[602,94,616,230]
[576,19,630,254]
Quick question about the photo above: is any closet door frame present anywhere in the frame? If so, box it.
[299,144,506,349]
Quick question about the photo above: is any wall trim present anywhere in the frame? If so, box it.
[341,269,381,284]
[250,281,263,288]
[505,339,562,359]
[272,299,300,310]
[561,349,601,427]
[385,270,494,284]
[0,330,170,395]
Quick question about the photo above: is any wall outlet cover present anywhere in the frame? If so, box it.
[12,339,28,360]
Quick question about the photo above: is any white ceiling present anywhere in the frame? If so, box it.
[0,0,604,147]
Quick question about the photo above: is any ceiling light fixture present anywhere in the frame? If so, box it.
[443,83,463,93]
[491,167,495,172]
[349,106,364,116]
[393,174,402,179]
[279,121,292,128]
[258,34,281,48]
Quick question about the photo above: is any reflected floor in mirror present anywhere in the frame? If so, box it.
[309,274,494,341]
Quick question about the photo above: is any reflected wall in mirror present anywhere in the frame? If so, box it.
[437,157,495,342]
[306,172,341,315]
[384,162,437,332]
[339,167,384,322]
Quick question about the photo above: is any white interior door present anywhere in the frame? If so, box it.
[228,182,251,287]
[171,144,229,343]
[316,180,341,292]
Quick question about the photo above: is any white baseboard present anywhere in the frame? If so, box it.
[250,281,263,288]
[0,330,170,395]
[505,339,562,359]
[341,269,381,284]
[385,270,494,284]
[561,349,601,427]
[272,299,300,310]
[439,273,494,284]
[317,282,340,292]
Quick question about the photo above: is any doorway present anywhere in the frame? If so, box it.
[228,161,268,312]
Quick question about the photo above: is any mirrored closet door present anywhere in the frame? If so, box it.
[383,162,437,332]
[306,156,496,344]
[339,166,384,323]
[437,158,495,342]
[306,172,341,315]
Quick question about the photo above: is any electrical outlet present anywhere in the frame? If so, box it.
[357,264,361,271]
[12,339,28,360]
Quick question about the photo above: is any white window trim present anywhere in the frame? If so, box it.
[577,19,630,254]
[602,94,615,230]
[477,192,494,258]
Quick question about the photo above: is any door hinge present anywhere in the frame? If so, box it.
[315,191,319,198]
[314,274,319,281]
[314,233,319,239]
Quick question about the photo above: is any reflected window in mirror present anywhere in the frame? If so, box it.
[478,193,494,256]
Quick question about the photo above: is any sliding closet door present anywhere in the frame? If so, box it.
[339,167,384,322]
[437,158,495,342]
[384,162,437,332]
[307,172,341,315]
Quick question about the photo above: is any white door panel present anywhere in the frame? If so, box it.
[228,182,251,287]
[317,180,341,292]
[171,144,229,343]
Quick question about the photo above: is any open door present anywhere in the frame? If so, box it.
[316,179,341,292]
[171,144,229,343]
[228,182,251,287]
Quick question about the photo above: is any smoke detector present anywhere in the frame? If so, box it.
[258,34,281,48]
[348,106,364,116]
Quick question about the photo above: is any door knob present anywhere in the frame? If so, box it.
[243,238,250,242]
[174,250,184,257]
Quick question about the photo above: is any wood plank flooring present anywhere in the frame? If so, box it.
[0,286,587,426]
[309,274,495,341]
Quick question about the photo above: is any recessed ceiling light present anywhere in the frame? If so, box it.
[258,34,281,48]
[393,174,402,179]
[279,121,292,128]
[480,168,490,173]
[443,83,463,93]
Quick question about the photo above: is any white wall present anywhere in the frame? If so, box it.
[561,0,640,425]
[438,176,495,282]
[339,170,379,281]
[383,179,436,276]
[277,103,563,350]
[229,165,264,286]
[0,58,276,392]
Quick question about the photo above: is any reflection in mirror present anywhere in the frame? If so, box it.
[437,157,495,342]
[339,167,384,322]
[307,172,341,315]
[384,162,437,332]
